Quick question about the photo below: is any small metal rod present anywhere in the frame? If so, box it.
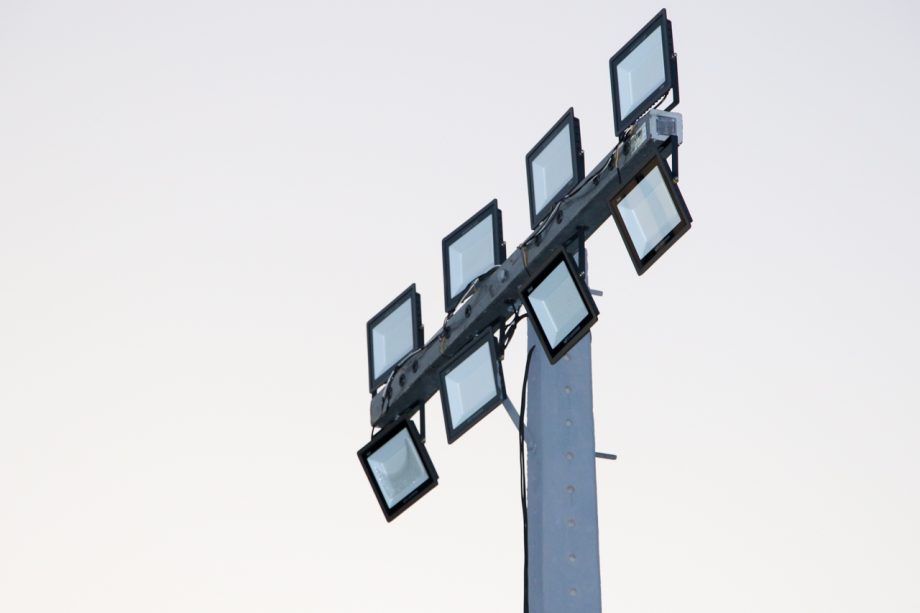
[595,452,618,461]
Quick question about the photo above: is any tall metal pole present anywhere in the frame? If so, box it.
[526,290,603,610]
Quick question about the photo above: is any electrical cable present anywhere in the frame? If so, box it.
[519,345,536,613]
[501,307,526,355]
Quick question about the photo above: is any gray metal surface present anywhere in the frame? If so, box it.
[526,323,602,613]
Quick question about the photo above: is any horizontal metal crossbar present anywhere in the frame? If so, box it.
[370,136,672,427]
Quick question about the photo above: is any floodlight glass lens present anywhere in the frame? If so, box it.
[444,342,498,428]
[372,299,414,379]
[618,164,680,258]
[529,261,589,348]
[532,124,574,216]
[616,26,665,122]
[368,428,429,510]
[448,216,495,299]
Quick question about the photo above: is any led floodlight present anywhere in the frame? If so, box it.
[358,418,438,522]
[526,108,585,230]
[367,285,424,392]
[521,250,599,364]
[610,153,691,275]
[609,9,678,137]
[439,335,506,444]
[442,200,506,313]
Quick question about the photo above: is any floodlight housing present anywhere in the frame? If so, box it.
[520,250,599,364]
[367,285,424,393]
[609,9,679,138]
[439,335,506,444]
[441,200,506,313]
[358,418,438,522]
[610,152,691,275]
[526,108,585,230]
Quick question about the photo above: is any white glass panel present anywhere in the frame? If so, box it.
[616,26,665,122]
[444,343,498,429]
[448,216,495,299]
[618,165,680,259]
[529,262,589,348]
[532,125,574,217]
[372,299,414,379]
[368,428,428,509]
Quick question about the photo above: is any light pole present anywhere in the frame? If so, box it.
[357,9,692,611]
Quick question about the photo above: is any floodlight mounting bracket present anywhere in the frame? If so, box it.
[370,135,679,428]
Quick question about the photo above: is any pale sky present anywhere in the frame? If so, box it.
[1,1,919,611]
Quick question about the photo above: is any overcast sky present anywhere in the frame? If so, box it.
[2,1,919,611]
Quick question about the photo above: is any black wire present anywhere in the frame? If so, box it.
[501,308,526,355]
[519,345,536,613]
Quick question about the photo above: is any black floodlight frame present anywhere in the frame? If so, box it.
[366,284,424,393]
[441,199,506,314]
[520,249,599,365]
[357,417,438,522]
[609,150,691,276]
[610,9,679,138]
[438,334,506,444]
[526,108,585,231]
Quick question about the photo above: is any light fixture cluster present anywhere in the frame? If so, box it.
[358,8,692,522]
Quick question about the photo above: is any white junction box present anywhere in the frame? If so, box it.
[632,109,683,147]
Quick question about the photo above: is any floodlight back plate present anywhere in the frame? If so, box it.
[526,108,586,230]
[609,9,677,138]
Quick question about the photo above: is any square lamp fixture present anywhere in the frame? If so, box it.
[358,418,438,522]
[442,200,506,313]
[366,285,423,392]
[609,9,678,137]
[610,152,691,275]
[439,335,506,444]
[526,108,585,230]
[521,250,599,364]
